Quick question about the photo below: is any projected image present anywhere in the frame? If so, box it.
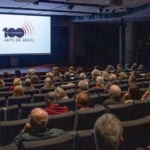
[0,15,51,54]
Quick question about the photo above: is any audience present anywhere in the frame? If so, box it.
[10,78,22,91]
[102,85,122,107]
[91,69,101,83]
[44,92,68,115]
[41,77,54,89]
[54,87,69,100]
[31,75,40,84]
[78,79,89,93]
[25,69,35,78]
[93,76,104,89]
[0,79,5,87]
[94,113,123,150]
[13,69,22,78]
[13,108,66,148]
[23,78,35,90]
[119,72,128,79]
[3,70,9,78]
[105,65,115,73]
[13,85,24,97]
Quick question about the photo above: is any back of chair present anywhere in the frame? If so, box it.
[7,105,19,121]
[40,75,47,80]
[47,111,75,131]
[33,94,45,103]
[7,95,31,109]
[76,107,106,130]
[0,108,5,121]
[74,129,96,150]
[132,99,150,120]
[32,84,44,89]
[40,87,55,94]
[0,91,13,99]
[89,94,100,107]
[20,102,46,119]
[0,97,6,107]
[120,116,150,150]
[95,87,104,93]
[142,81,150,88]
[58,98,75,111]
[0,118,28,146]
[118,84,128,91]
[24,89,39,98]
[0,87,9,92]
[0,143,18,150]
[22,134,74,150]
[99,93,110,104]
[106,103,133,121]
[65,90,77,98]
[60,85,76,91]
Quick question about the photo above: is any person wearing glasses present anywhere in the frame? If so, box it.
[13,108,66,149]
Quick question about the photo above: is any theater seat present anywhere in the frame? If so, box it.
[7,105,19,121]
[32,94,45,103]
[0,91,13,99]
[40,87,55,94]
[0,97,6,107]
[0,86,9,91]
[22,134,74,150]
[24,89,39,98]
[0,143,18,150]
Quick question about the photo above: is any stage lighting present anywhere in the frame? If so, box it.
[67,4,74,10]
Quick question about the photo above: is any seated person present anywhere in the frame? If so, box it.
[91,69,101,83]
[122,84,142,103]
[119,72,128,80]
[131,63,138,70]
[0,79,5,87]
[93,76,104,89]
[75,92,90,110]
[31,75,40,84]
[10,78,22,91]
[124,63,130,71]
[44,92,68,115]
[93,113,123,150]
[54,87,69,100]
[102,85,122,107]
[41,77,54,89]
[142,85,150,100]
[75,67,83,78]
[25,69,35,78]
[105,65,115,73]
[3,70,9,78]
[23,78,35,90]
[104,82,113,93]
[13,69,22,78]
[13,85,25,97]
[102,71,109,80]
[64,66,75,80]
[13,108,66,149]
[137,64,145,72]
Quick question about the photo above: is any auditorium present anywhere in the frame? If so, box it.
[0,0,150,150]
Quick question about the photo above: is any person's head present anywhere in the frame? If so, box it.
[94,66,100,70]
[44,77,54,88]
[138,64,144,71]
[109,85,121,97]
[13,78,22,86]
[13,85,24,96]
[117,67,124,73]
[128,72,136,83]
[76,67,83,74]
[3,71,9,78]
[117,64,122,69]
[119,72,128,79]
[76,92,90,109]
[69,66,74,73]
[128,84,142,100]
[31,75,40,84]
[79,73,87,80]
[0,79,5,87]
[45,92,58,106]
[54,87,67,100]
[104,82,113,93]
[102,71,109,79]
[52,66,59,76]
[78,80,89,91]
[131,63,138,70]
[110,74,117,82]
[125,63,130,69]
[92,69,101,81]
[24,78,31,86]
[94,113,123,150]
[15,69,21,77]
[95,76,104,87]
[29,108,48,131]
[29,69,35,75]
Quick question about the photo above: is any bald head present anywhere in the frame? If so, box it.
[110,74,117,82]
[109,85,121,97]
[30,108,48,130]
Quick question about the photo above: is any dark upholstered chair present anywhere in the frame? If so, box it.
[74,129,96,150]
[0,91,13,99]
[0,87,9,91]
[60,85,76,91]
[89,93,100,107]
[0,97,6,107]
[106,103,133,121]
[24,89,39,98]
[58,98,75,111]
[65,90,77,98]
[145,77,150,81]
[118,84,128,91]
[47,111,75,132]
[7,95,31,109]
[120,116,150,150]
[40,87,55,94]
[132,99,150,120]
[2,78,13,82]
[7,104,19,121]
[20,102,46,119]
[0,143,18,150]
[99,93,110,104]
[0,108,5,121]
[143,81,150,88]
[5,82,13,87]
[0,118,28,146]
[95,87,104,93]
[32,83,44,89]
[32,94,45,103]
[75,107,106,130]
[22,134,74,150]
[40,75,47,80]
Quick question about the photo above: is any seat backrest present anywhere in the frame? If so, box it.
[20,102,46,119]
[120,116,150,150]
[89,93,100,107]
[65,90,77,98]
[58,98,75,111]
[40,87,55,94]
[0,118,28,146]
[60,85,76,91]
[118,84,128,91]
[132,99,150,120]
[0,91,13,99]
[5,82,13,87]
[76,107,106,130]
[0,108,5,121]
[33,94,46,103]
[7,104,19,121]
[0,143,18,150]
[22,134,74,150]
[7,95,31,109]
[32,83,44,89]
[74,129,96,150]
[143,81,150,88]
[0,97,6,107]
[106,103,133,121]
[99,93,110,104]
[40,75,47,80]
[2,78,13,82]
[24,89,39,98]
[95,87,104,94]
[0,87,9,92]
[47,111,75,132]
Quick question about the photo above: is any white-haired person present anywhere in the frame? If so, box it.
[54,87,69,100]
[41,77,54,89]
[94,113,123,150]
[93,76,104,89]
[25,69,35,79]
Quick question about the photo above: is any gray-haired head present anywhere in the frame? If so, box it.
[79,73,87,80]
[94,113,123,150]
[29,69,35,75]
[45,92,58,104]
[109,85,121,97]
[78,80,89,91]
[95,76,104,87]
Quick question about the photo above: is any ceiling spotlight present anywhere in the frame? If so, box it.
[97,6,104,13]
[67,4,74,10]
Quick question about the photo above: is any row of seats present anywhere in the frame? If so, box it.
[1,115,150,150]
